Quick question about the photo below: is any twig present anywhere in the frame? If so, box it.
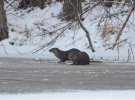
[31,0,103,53]
[128,42,135,61]
[113,2,135,49]
[3,45,8,55]
[6,0,17,8]
[4,0,9,3]
[32,22,72,54]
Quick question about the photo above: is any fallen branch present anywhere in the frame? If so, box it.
[32,0,101,53]
[32,21,73,54]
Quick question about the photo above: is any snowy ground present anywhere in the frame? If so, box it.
[1,90,135,100]
[1,1,134,61]
[1,1,135,99]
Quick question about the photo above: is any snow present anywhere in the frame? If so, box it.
[0,90,135,100]
[0,1,135,99]
[1,1,135,61]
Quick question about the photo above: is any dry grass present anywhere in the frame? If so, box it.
[99,24,118,41]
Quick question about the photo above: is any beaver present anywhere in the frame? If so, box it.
[49,48,81,62]
[68,51,90,65]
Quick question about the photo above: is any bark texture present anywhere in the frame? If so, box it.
[0,0,9,41]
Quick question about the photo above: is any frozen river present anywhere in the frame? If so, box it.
[0,57,135,93]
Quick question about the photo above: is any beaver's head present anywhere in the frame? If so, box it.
[49,48,59,52]
[49,48,60,58]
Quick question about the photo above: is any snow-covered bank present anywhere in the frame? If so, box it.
[1,90,135,100]
[1,1,135,61]
[0,44,134,62]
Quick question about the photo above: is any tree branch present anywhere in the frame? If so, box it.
[112,2,135,49]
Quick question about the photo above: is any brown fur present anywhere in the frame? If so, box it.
[68,52,90,65]
[49,48,81,62]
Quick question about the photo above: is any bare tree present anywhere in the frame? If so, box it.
[60,0,82,21]
[113,1,135,49]
[0,0,8,41]
[18,0,52,9]
[14,0,135,53]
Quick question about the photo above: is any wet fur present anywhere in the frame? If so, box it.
[49,48,81,62]
[68,52,90,65]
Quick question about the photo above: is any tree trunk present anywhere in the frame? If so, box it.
[18,0,50,9]
[62,0,82,21]
[0,0,8,41]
